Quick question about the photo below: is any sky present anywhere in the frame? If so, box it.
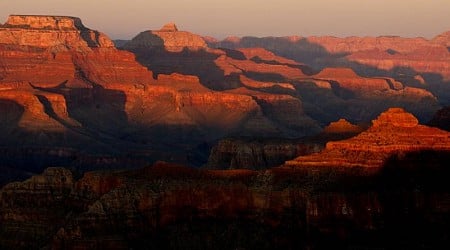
[0,0,449,40]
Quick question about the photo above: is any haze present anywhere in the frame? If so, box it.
[1,0,449,39]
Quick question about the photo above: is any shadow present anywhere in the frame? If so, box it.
[0,99,79,185]
[210,36,450,106]
[250,56,317,75]
[0,99,24,133]
[328,80,355,100]
[220,48,246,60]
[211,36,450,123]
[379,150,450,191]
[243,71,287,82]
[123,33,235,90]
[62,85,128,136]
[428,106,450,131]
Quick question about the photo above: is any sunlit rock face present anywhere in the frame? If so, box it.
[322,118,363,134]
[210,33,450,108]
[211,34,450,79]
[123,23,208,52]
[285,108,450,168]
[0,15,114,49]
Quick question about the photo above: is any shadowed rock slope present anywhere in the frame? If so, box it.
[1,158,449,249]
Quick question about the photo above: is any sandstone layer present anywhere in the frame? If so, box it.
[285,108,450,168]
[123,23,208,52]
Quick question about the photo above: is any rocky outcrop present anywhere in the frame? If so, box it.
[322,119,364,134]
[237,47,303,66]
[0,15,114,49]
[123,23,208,52]
[285,108,450,168]
[432,31,450,48]
[206,138,322,170]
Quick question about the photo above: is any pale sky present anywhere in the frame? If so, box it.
[0,0,449,39]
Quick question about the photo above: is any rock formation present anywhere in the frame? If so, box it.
[205,137,322,170]
[1,161,448,249]
[123,23,208,52]
[322,118,364,134]
[0,15,324,183]
[432,30,450,48]
[285,108,450,168]
[0,15,114,49]
[209,33,450,104]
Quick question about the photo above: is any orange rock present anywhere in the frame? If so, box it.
[123,23,207,52]
[323,119,364,134]
[237,48,301,66]
[285,108,450,168]
[0,15,114,49]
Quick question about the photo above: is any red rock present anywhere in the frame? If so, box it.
[323,119,364,134]
[0,15,114,49]
[432,30,450,48]
[239,75,295,90]
[218,56,308,79]
[237,48,301,66]
[212,34,450,81]
[123,23,208,52]
[312,67,435,99]
[285,108,450,168]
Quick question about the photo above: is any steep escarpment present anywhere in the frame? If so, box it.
[0,15,114,49]
[0,15,159,179]
[285,108,450,168]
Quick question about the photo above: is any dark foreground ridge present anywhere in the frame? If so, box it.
[1,156,449,249]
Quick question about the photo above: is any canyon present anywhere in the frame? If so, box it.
[0,15,448,179]
[0,14,449,249]
[285,108,450,168]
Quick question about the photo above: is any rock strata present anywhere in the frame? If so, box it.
[285,108,450,168]
[123,23,207,52]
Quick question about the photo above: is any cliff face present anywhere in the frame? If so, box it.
[285,108,450,168]
[1,161,448,249]
[205,138,322,170]
[0,15,114,49]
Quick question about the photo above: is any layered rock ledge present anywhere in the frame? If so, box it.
[285,108,450,168]
[0,15,114,49]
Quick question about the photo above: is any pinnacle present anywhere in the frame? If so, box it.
[160,22,178,32]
